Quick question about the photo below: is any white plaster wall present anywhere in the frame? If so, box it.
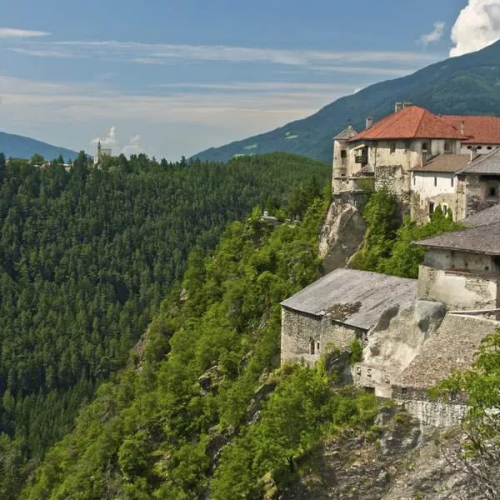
[418,265,498,310]
[459,144,498,155]
[412,172,456,198]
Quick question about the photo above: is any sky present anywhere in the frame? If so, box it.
[1,0,500,160]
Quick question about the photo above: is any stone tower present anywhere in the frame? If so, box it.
[332,125,358,189]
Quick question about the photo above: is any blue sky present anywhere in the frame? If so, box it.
[1,0,497,160]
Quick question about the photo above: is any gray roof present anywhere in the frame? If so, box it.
[459,147,500,175]
[281,268,417,330]
[462,204,500,227]
[411,154,469,173]
[334,125,358,141]
[414,222,500,255]
[394,314,499,390]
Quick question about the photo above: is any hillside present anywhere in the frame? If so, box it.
[0,131,78,161]
[193,39,500,163]
[0,152,330,498]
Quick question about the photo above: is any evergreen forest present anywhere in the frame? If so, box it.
[0,151,330,497]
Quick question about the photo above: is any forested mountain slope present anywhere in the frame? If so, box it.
[193,39,500,163]
[0,131,78,161]
[0,151,330,498]
[20,194,379,499]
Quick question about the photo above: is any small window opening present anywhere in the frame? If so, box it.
[488,146,493,150]
[467,146,472,150]
[316,341,320,353]
[405,140,411,150]
[490,187,497,197]
[390,142,396,154]
[401,387,408,396]
[429,201,435,214]
[422,142,429,152]
[341,150,347,159]
[434,176,438,187]
[310,340,315,355]
[444,140,452,153]
[413,176,416,186]
[478,146,483,150]
[442,204,448,213]
[451,177,454,187]
[485,266,490,271]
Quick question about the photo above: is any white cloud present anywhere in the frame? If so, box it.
[122,135,143,156]
[420,21,446,46]
[17,39,440,68]
[93,126,116,147]
[7,47,76,58]
[0,28,50,38]
[450,0,500,56]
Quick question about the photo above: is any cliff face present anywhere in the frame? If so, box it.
[319,200,366,274]
[281,408,494,500]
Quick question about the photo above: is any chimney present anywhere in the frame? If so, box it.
[366,116,373,130]
[460,120,465,135]
[395,102,403,113]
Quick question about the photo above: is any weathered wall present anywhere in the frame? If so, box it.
[353,301,445,398]
[280,308,363,367]
[393,396,467,428]
[319,200,366,274]
[418,265,499,310]
[463,174,500,218]
[459,144,498,155]
[424,248,495,272]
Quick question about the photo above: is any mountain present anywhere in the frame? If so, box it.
[193,40,500,164]
[0,130,78,161]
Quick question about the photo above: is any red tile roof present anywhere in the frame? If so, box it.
[349,106,466,142]
[441,115,500,145]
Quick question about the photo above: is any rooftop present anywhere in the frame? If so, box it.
[414,222,500,255]
[462,204,500,227]
[411,154,470,173]
[459,147,500,175]
[349,106,466,143]
[394,314,499,390]
[442,115,500,145]
[280,268,417,330]
[335,125,358,141]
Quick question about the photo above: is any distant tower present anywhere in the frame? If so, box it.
[94,141,102,166]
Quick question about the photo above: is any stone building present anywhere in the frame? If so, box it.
[332,104,500,221]
[280,268,417,367]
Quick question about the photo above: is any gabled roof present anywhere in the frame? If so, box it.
[411,154,470,173]
[458,147,500,175]
[280,268,416,330]
[441,115,500,145]
[414,222,500,255]
[349,106,466,142]
[334,125,358,141]
[462,204,500,227]
[394,314,499,390]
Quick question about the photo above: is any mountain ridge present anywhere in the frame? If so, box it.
[0,130,78,161]
[192,40,500,164]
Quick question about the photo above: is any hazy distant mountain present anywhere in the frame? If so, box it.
[193,40,500,164]
[0,131,78,161]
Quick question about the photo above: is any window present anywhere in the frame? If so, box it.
[429,201,435,214]
[434,176,438,187]
[413,176,416,186]
[467,146,472,150]
[488,146,493,150]
[490,187,497,197]
[310,340,315,355]
[444,140,452,153]
[390,142,396,154]
[316,341,320,353]
[422,142,429,152]
[405,140,411,151]
[341,150,347,159]
[451,177,454,187]
[478,146,483,150]
[442,204,448,213]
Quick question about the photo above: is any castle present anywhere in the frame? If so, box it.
[280,104,500,428]
[333,103,500,222]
